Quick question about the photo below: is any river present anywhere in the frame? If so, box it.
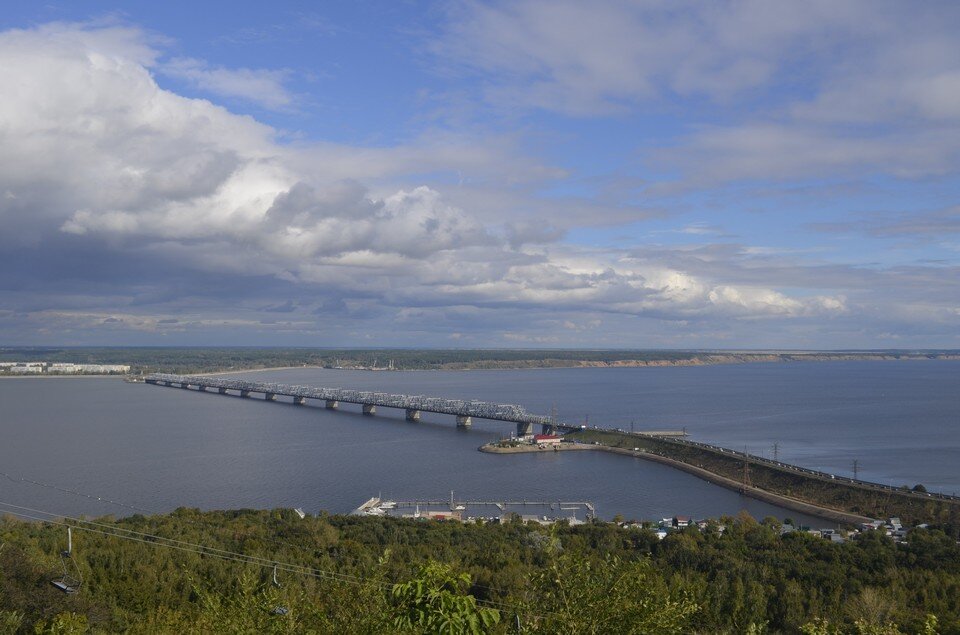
[0,360,956,526]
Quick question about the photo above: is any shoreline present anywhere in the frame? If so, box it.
[480,442,872,525]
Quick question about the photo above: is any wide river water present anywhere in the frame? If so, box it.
[1,360,957,526]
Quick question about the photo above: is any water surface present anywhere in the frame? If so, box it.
[1,360,956,525]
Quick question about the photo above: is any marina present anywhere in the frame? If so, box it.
[353,493,597,524]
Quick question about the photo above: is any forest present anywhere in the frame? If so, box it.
[0,509,957,633]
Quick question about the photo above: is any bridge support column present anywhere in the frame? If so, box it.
[240,390,250,398]
[405,409,421,422]
[541,424,554,435]
[516,422,533,437]
[325,400,339,410]
[362,404,376,416]
[293,396,305,405]
[265,392,276,401]
[218,387,228,394]
[456,415,472,428]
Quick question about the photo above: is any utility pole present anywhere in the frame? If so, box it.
[772,442,779,461]
[741,454,751,493]
[853,459,860,480]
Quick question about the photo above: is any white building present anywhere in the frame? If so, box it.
[9,365,42,373]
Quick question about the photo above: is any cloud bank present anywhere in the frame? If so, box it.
[0,13,956,347]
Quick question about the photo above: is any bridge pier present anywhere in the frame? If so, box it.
[293,396,306,405]
[405,409,421,422]
[264,392,276,401]
[240,390,250,398]
[516,422,533,437]
[541,424,554,435]
[456,415,472,428]
[325,400,339,410]
[218,387,228,394]
[362,404,376,416]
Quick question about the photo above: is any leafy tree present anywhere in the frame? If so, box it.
[391,562,500,634]
[31,612,88,635]
[0,610,23,634]
[527,553,697,634]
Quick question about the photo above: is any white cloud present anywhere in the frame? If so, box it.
[435,0,884,115]
[437,1,960,186]
[161,57,295,110]
[3,19,947,347]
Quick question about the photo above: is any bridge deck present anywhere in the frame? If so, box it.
[145,373,555,426]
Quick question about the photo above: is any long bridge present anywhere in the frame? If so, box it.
[144,373,571,436]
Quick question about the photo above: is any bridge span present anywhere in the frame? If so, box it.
[145,373,572,436]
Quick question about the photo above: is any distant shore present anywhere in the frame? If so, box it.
[3,349,957,377]
[426,352,960,371]
[0,374,124,379]
[159,352,960,376]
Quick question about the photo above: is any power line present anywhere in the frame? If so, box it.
[0,500,361,586]
[0,499,551,620]
[0,470,328,567]
[0,469,548,603]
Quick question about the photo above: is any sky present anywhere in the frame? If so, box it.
[0,1,958,349]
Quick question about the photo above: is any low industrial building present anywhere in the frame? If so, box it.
[532,434,563,447]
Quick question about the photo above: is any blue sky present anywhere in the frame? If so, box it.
[0,1,958,348]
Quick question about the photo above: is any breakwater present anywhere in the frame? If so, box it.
[569,430,960,525]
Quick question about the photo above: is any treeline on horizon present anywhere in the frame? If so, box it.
[0,509,958,633]
[1,346,956,374]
